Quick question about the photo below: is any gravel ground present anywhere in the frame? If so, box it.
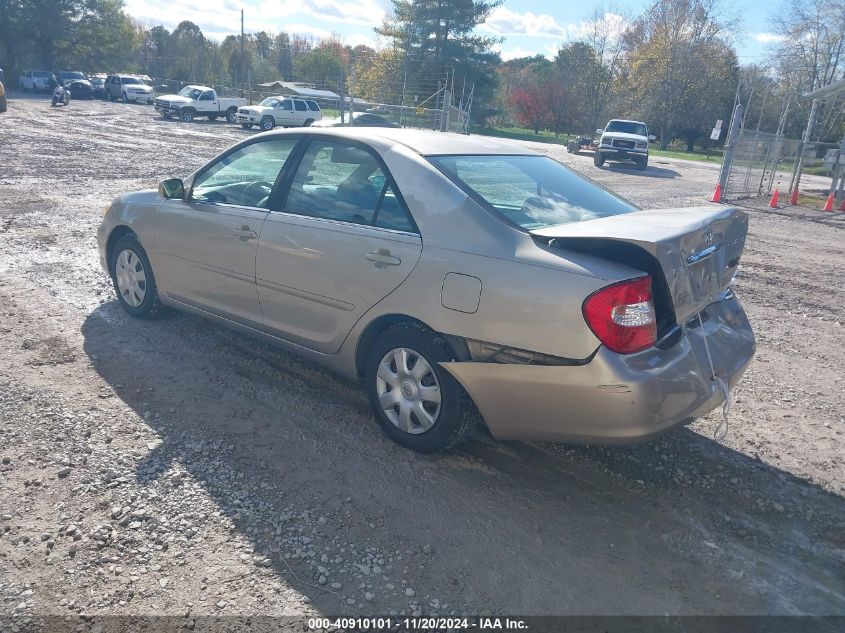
[0,94,843,622]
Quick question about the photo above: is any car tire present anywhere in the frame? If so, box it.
[260,116,275,131]
[226,109,237,123]
[240,123,253,129]
[364,324,476,453]
[594,152,605,167]
[304,118,314,127]
[207,114,218,121]
[122,91,129,103]
[180,109,194,123]
[636,156,648,171]
[109,233,164,320]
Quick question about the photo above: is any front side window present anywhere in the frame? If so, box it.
[191,139,298,208]
[199,91,213,101]
[284,141,415,231]
[430,155,637,230]
[279,99,293,111]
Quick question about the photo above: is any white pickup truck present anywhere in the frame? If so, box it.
[154,85,247,123]
[594,119,656,171]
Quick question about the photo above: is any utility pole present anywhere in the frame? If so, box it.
[339,67,346,125]
[240,8,245,98]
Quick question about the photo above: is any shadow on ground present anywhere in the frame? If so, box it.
[81,301,845,615]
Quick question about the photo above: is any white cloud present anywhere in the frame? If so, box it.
[494,45,549,62]
[124,0,386,38]
[753,32,788,43]
[481,8,628,43]
[481,7,568,38]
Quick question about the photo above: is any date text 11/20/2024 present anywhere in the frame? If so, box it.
[308,617,529,630]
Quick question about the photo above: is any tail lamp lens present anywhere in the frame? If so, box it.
[582,276,657,354]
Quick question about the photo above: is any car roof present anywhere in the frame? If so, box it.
[260,127,540,157]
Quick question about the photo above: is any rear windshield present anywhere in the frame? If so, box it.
[429,155,637,230]
[605,120,647,136]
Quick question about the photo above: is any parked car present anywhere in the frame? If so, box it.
[154,85,246,122]
[19,70,54,92]
[594,119,655,170]
[312,112,400,128]
[67,79,94,100]
[0,68,6,113]
[236,96,322,130]
[97,128,755,453]
[105,75,155,103]
[90,75,107,99]
[58,70,87,86]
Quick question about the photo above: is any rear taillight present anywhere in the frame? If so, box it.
[582,276,656,354]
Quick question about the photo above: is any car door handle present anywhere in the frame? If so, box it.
[233,225,258,240]
[366,249,401,267]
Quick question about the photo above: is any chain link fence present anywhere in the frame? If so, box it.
[147,73,473,133]
[723,130,801,200]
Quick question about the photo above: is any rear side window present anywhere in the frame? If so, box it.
[306,100,320,111]
[430,155,637,230]
[294,100,307,111]
[284,140,415,232]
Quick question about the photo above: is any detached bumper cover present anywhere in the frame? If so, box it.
[441,296,755,444]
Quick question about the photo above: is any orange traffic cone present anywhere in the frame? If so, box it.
[769,189,780,208]
[711,183,722,203]
[789,188,798,205]
[822,193,834,212]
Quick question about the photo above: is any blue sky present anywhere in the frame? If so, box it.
[123,0,785,64]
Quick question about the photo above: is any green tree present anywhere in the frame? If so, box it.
[377,0,503,121]
[620,0,737,148]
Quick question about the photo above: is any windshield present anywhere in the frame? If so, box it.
[121,76,143,85]
[177,86,202,99]
[61,71,86,80]
[605,121,648,136]
[429,155,638,230]
[259,97,280,107]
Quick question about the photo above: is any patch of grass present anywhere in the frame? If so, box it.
[649,148,722,163]
[471,126,572,145]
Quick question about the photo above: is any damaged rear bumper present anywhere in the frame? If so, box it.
[441,296,755,444]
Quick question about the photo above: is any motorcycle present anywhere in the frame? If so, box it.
[51,83,70,107]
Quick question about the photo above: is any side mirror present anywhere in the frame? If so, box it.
[159,178,185,199]
[648,135,656,141]
[595,128,604,135]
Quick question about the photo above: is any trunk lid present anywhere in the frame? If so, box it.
[531,207,748,323]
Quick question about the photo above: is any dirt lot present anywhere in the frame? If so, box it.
[0,94,843,621]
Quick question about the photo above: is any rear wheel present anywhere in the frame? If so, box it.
[109,233,163,320]
[364,324,475,453]
[304,118,314,127]
[594,152,605,167]
[260,115,275,131]
[241,123,253,129]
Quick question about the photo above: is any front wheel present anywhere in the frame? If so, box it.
[226,109,237,123]
[260,116,275,131]
[180,109,194,123]
[51,96,58,107]
[636,156,648,171]
[109,234,164,319]
[593,152,605,167]
[364,325,476,453]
